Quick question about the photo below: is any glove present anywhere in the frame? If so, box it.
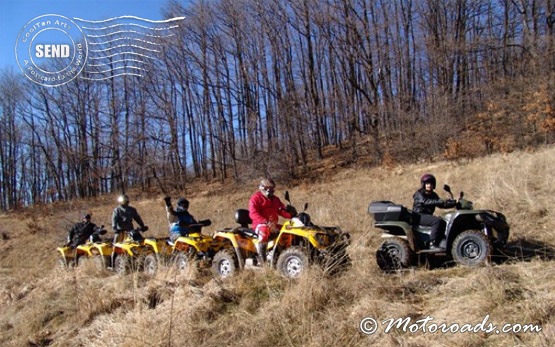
[164,196,171,207]
[199,219,212,226]
[285,205,297,217]
[446,199,457,208]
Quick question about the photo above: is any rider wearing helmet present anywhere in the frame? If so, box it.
[67,214,98,248]
[249,178,295,264]
[111,194,147,243]
[164,196,199,242]
[412,174,455,250]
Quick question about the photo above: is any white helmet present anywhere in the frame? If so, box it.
[117,194,129,205]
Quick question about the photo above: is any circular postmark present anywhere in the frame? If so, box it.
[15,14,88,87]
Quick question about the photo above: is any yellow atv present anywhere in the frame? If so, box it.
[141,220,226,275]
[211,193,351,279]
[57,226,112,270]
[111,226,171,275]
[167,220,228,274]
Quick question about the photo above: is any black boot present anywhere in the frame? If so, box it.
[255,242,267,266]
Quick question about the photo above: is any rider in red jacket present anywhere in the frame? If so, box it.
[249,178,294,263]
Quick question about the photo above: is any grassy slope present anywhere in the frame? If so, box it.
[0,146,554,347]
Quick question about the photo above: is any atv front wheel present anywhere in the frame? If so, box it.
[451,230,492,267]
[143,254,158,276]
[212,249,238,278]
[321,248,351,276]
[276,247,309,279]
[376,237,413,272]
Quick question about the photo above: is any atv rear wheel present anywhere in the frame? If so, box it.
[174,252,194,273]
[113,255,130,275]
[451,230,492,267]
[93,255,110,270]
[58,257,73,270]
[76,255,89,267]
[276,247,309,279]
[143,254,158,276]
[212,249,238,278]
[376,237,413,272]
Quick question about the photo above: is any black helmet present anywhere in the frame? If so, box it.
[177,197,189,209]
[118,194,129,205]
[83,214,91,221]
[420,174,436,189]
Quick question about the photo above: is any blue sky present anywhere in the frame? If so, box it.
[1,0,180,72]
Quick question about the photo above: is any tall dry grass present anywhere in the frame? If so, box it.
[0,146,554,346]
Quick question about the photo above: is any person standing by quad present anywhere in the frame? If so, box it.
[412,174,456,250]
[249,178,296,264]
[111,194,147,243]
[67,214,97,248]
[164,196,200,242]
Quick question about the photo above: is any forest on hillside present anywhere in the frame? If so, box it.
[1,0,555,210]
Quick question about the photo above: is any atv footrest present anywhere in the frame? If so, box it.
[234,227,257,238]
[418,248,447,254]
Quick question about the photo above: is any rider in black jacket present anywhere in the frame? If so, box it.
[67,214,97,248]
[412,174,455,250]
[111,194,147,242]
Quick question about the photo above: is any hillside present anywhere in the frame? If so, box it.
[0,146,554,347]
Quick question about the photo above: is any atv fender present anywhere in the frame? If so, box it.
[375,221,416,251]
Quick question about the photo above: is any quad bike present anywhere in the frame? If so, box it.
[369,185,510,271]
[111,226,172,275]
[57,226,113,270]
[211,192,351,279]
[143,220,227,275]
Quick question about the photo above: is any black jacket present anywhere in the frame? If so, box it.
[112,205,145,232]
[68,221,97,247]
[412,189,446,215]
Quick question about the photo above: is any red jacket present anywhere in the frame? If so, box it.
[248,191,292,227]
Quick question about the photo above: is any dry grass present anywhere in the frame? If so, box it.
[0,146,554,346]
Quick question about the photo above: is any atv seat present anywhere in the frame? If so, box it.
[235,209,252,228]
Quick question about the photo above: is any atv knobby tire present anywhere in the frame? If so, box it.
[76,255,90,267]
[451,230,492,267]
[58,257,73,270]
[93,255,110,271]
[114,255,131,275]
[276,247,309,279]
[174,252,194,273]
[143,254,158,276]
[321,247,351,277]
[376,237,413,272]
[212,249,238,278]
